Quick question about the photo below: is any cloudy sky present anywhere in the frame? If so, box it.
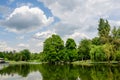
[0,0,120,53]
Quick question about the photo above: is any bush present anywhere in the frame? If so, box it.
[115,51,120,61]
[90,45,106,61]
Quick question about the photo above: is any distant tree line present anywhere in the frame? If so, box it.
[0,18,120,63]
[0,49,29,61]
[0,49,43,61]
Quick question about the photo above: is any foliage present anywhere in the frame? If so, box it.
[98,18,110,44]
[90,45,106,61]
[92,37,101,45]
[78,39,91,60]
[65,38,78,62]
[20,49,31,61]
[103,43,114,61]
[98,18,110,38]
[43,34,64,63]
[115,51,120,61]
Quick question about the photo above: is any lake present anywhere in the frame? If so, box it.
[0,63,120,80]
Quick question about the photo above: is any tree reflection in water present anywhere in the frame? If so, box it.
[0,64,120,80]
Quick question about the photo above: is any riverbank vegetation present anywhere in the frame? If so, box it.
[42,18,120,63]
[0,18,120,64]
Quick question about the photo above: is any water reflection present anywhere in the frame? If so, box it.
[0,63,120,80]
[0,63,9,70]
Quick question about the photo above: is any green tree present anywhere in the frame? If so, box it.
[115,51,120,61]
[98,18,110,44]
[103,43,114,62]
[20,49,31,61]
[92,37,101,45]
[43,34,64,63]
[113,27,120,38]
[39,52,46,62]
[90,45,106,61]
[78,39,91,60]
[65,38,77,62]
[111,27,120,51]
[0,52,4,58]
[112,27,118,38]
[14,52,21,61]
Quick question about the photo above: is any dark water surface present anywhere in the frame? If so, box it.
[0,63,120,80]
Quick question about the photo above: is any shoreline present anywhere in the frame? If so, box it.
[3,60,120,66]
[71,60,120,66]
[6,61,43,65]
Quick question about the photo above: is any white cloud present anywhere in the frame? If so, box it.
[53,22,78,37]
[27,39,43,53]
[18,43,29,48]
[40,0,120,40]
[63,32,90,44]
[17,43,30,51]
[69,32,89,39]
[0,6,54,33]
[109,20,120,27]
[33,30,56,40]
[0,41,14,51]
[40,0,113,24]
[36,42,43,47]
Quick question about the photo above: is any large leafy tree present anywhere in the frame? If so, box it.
[113,27,120,38]
[20,49,31,61]
[43,34,64,63]
[103,43,114,62]
[65,38,77,62]
[115,51,120,61]
[98,18,110,44]
[0,52,4,58]
[111,27,120,51]
[12,49,31,61]
[78,39,91,60]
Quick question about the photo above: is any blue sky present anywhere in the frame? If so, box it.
[0,0,120,53]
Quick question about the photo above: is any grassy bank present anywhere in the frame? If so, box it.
[71,60,120,66]
[7,61,43,64]
[6,60,120,66]
[71,60,92,66]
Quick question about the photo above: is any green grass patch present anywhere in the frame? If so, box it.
[72,60,120,66]
[71,60,92,66]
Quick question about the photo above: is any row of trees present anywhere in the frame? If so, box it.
[43,18,120,63]
[0,49,31,61]
[90,19,120,61]
[0,49,42,61]
[43,35,78,63]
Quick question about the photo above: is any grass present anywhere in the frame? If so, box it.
[7,61,29,64]
[71,60,120,66]
[71,60,92,66]
[6,61,42,64]
[6,60,120,65]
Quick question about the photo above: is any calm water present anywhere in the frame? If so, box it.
[0,63,120,80]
